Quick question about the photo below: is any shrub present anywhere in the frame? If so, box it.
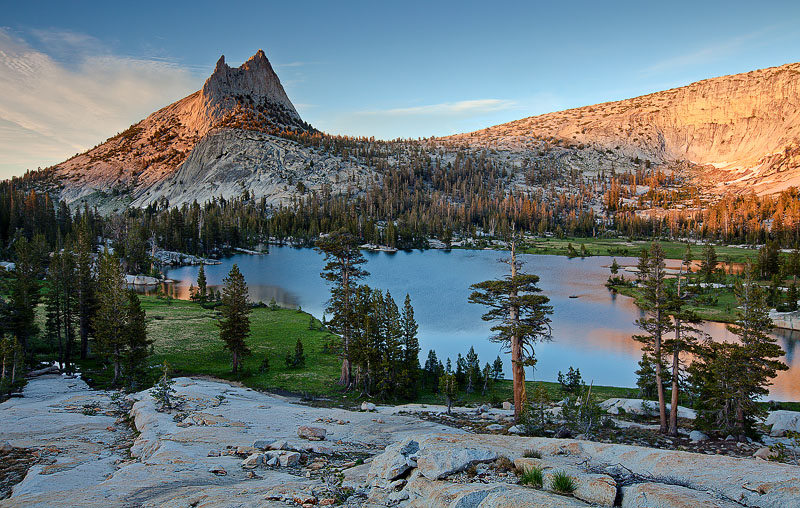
[493,456,515,472]
[550,470,577,494]
[522,449,542,458]
[520,466,543,488]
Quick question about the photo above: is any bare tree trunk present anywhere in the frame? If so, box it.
[654,261,667,434]
[232,351,239,374]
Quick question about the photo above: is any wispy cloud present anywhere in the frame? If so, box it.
[640,27,776,77]
[0,28,199,178]
[358,99,517,117]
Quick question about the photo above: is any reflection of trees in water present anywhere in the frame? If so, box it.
[133,282,299,309]
[774,328,799,367]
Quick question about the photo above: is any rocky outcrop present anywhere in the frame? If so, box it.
[366,434,800,508]
[448,62,800,195]
[765,410,800,437]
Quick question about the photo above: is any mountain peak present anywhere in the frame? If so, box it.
[202,49,298,119]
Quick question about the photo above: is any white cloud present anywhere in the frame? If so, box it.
[359,99,517,117]
[0,29,199,178]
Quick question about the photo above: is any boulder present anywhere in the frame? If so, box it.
[266,456,279,467]
[241,453,264,468]
[753,446,779,460]
[621,482,742,508]
[368,439,419,481]
[765,410,800,437]
[361,401,377,411]
[486,424,504,431]
[508,425,525,434]
[601,398,696,419]
[297,425,327,441]
[689,430,709,442]
[416,443,497,480]
[268,440,288,450]
[502,402,513,411]
[571,473,617,506]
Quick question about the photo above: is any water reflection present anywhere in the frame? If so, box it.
[147,247,799,401]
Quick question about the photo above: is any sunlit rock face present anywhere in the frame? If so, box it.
[449,63,800,195]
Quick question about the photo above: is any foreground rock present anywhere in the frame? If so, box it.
[0,376,455,507]
[366,434,800,508]
[3,376,798,507]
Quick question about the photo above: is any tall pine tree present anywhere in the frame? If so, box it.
[218,264,252,374]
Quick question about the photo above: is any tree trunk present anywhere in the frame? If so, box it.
[510,239,527,421]
[232,351,239,374]
[669,345,680,436]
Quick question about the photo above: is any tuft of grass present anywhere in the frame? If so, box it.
[493,456,515,472]
[520,466,543,488]
[522,448,542,459]
[550,470,577,494]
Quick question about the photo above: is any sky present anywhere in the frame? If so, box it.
[1,0,800,179]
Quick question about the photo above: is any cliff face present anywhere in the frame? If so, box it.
[50,50,309,207]
[450,63,800,195]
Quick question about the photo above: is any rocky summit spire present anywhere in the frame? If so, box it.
[201,49,300,120]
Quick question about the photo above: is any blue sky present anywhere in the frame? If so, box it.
[2,0,800,178]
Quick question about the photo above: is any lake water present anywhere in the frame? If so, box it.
[160,247,800,401]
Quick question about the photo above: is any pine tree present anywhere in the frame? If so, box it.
[400,294,420,396]
[455,353,467,386]
[196,264,207,302]
[492,355,504,381]
[75,225,96,360]
[316,230,368,388]
[423,349,439,389]
[123,291,152,389]
[94,248,129,386]
[665,243,703,435]
[218,264,252,374]
[469,235,553,420]
[481,362,492,395]
[633,242,671,433]
[465,346,480,393]
[699,244,717,283]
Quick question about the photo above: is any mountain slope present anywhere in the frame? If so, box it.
[448,63,800,195]
[50,50,312,208]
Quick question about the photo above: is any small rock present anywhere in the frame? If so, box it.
[209,465,227,476]
[725,435,736,441]
[361,401,377,411]
[388,490,410,503]
[507,425,525,435]
[0,441,13,452]
[207,450,220,457]
[753,446,778,460]
[486,424,504,431]
[476,404,490,414]
[236,445,258,455]
[319,499,336,506]
[298,425,327,441]
[502,402,513,411]
[266,457,279,466]
[690,430,710,442]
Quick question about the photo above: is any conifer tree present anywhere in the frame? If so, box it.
[633,242,671,433]
[94,249,129,386]
[218,264,252,374]
[401,294,420,395]
[196,264,207,302]
[75,226,96,359]
[699,244,717,283]
[465,346,480,393]
[469,236,553,420]
[481,362,492,395]
[423,349,439,389]
[316,230,368,388]
[123,291,152,389]
[455,353,467,386]
[492,355,504,381]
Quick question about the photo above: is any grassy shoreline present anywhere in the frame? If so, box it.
[70,295,799,410]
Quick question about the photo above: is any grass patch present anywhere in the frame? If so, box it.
[549,470,577,494]
[522,449,542,458]
[520,466,543,488]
